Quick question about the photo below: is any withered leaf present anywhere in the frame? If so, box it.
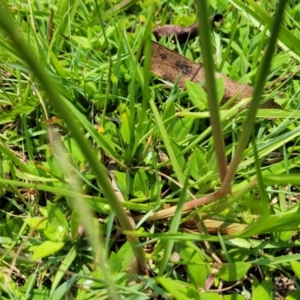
[150,42,281,108]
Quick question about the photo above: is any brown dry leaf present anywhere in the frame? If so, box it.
[150,42,281,108]
[153,14,224,43]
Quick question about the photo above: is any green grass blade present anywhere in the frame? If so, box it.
[221,0,288,193]
[149,98,186,185]
[158,164,190,276]
[195,0,227,183]
[50,245,77,297]
[0,5,146,273]
[229,0,300,61]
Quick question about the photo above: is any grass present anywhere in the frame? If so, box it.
[0,0,300,299]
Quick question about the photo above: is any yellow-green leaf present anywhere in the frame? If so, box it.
[30,241,65,260]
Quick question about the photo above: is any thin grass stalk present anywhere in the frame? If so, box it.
[220,0,288,194]
[125,1,155,163]
[252,135,269,216]
[0,6,146,272]
[195,0,227,183]
[0,178,109,203]
[0,142,31,173]
[149,98,186,185]
[158,168,190,276]
[219,11,239,72]
[102,0,139,21]
[138,3,153,149]
[48,136,118,299]
[95,0,112,127]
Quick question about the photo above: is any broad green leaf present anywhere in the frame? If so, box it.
[39,206,48,217]
[109,252,122,274]
[199,293,222,300]
[117,240,135,272]
[277,231,294,243]
[188,147,208,180]
[290,261,300,281]
[286,290,300,300]
[133,169,149,197]
[20,288,50,299]
[84,82,97,96]
[179,242,208,287]
[47,201,68,229]
[84,196,111,214]
[30,241,65,260]
[217,262,251,282]
[226,248,249,262]
[63,137,87,170]
[44,223,68,243]
[25,217,48,231]
[0,112,18,125]
[103,119,118,136]
[186,287,201,300]
[229,62,239,80]
[186,81,207,110]
[173,15,195,27]
[0,236,13,244]
[171,117,194,142]
[0,155,10,175]
[252,279,272,300]
[77,271,102,289]
[156,277,188,299]
[44,201,68,242]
